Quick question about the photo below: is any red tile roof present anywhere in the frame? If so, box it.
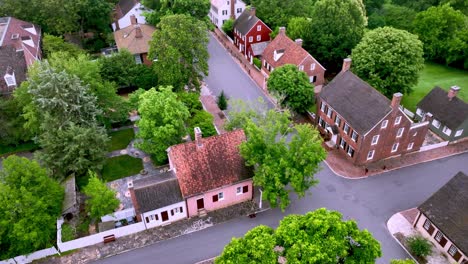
[263,31,324,70]
[168,129,252,197]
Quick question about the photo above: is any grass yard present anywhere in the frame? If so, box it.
[101,155,143,182]
[0,141,39,156]
[402,62,468,112]
[108,128,135,152]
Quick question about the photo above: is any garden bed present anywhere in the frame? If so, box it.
[101,155,143,182]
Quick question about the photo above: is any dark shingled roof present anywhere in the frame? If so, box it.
[251,41,269,56]
[168,129,253,198]
[116,0,138,19]
[0,46,27,94]
[416,86,468,130]
[320,71,392,134]
[419,172,468,254]
[133,172,183,213]
[233,8,260,35]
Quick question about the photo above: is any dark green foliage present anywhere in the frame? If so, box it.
[187,110,217,139]
[143,0,210,25]
[253,57,262,69]
[128,88,146,110]
[222,18,235,38]
[177,92,203,115]
[368,4,417,31]
[42,34,84,58]
[0,156,64,259]
[391,259,415,264]
[108,129,135,152]
[0,98,35,146]
[61,223,75,242]
[101,155,144,182]
[0,142,39,156]
[250,0,316,29]
[407,236,432,257]
[217,91,228,110]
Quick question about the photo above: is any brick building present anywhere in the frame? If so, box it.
[316,59,431,165]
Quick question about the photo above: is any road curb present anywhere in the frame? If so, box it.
[386,213,420,264]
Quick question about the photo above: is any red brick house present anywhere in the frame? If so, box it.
[233,7,271,63]
[167,128,253,217]
[261,27,325,87]
[316,59,431,165]
[413,171,468,263]
[0,17,42,95]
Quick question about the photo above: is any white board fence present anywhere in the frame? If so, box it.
[0,247,59,264]
[101,207,135,222]
[419,141,449,152]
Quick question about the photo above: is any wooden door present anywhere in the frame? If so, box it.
[197,198,204,210]
[161,211,169,222]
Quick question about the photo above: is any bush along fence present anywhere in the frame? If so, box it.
[0,247,60,264]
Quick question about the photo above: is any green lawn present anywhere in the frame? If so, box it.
[101,155,143,182]
[402,62,468,112]
[0,141,39,156]
[108,128,135,152]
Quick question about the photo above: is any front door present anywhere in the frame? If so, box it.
[196,198,205,210]
[161,211,169,222]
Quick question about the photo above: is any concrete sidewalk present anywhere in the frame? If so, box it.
[325,139,468,179]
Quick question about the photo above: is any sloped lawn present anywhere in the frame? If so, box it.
[108,128,135,152]
[101,155,143,182]
[402,62,468,112]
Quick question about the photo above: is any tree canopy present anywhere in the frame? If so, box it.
[352,27,424,98]
[149,14,209,90]
[136,86,190,164]
[267,64,315,113]
[306,0,366,72]
[216,208,382,264]
[227,104,326,210]
[143,0,210,25]
[0,156,64,259]
[83,171,120,219]
[250,0,316,29]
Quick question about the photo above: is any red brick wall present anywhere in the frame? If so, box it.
[142,53,152,66]
[299,56,326,86]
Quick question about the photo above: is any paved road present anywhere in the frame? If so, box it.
[95,35,468,264]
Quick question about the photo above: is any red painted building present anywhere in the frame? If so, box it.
[233,7,271,62]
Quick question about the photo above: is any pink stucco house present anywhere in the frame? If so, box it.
[167,128,253,217]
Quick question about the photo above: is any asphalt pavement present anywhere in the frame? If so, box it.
[94,34,468,264]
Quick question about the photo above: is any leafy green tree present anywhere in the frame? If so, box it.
[42,34,84,58]
[351,27,424,98]
[187,110,217,139]
[177,91,203,115]
[144,0,210,25]
[307,0,366,72]
[267,64,315,112]
[217,90,228,110]
[136,86,190,164]
[413,4,468,69]
[83,171,120,219]
[250,0,316,29]
[149,14,209,90]
[0,98,35,145]
[287,17,313,43]
[37,122,109,181]
[233,108,326,210]
[368,4,417,31]
[221,18,235,38]
[0,156,64,259]
[407,236,432,257]
[128,88,147,110]
[363,0,385,14]
[216,208,382,263]
[390,259,415,264]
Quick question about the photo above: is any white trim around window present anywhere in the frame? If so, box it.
[344,123,350,134]
[395,116,402,125]
[371,135,379,145]
[432,119,441,128]
[257,25,261,31]
[248,36,253,42]
[256,35,261,41]
[218,192,224,201]
[320,102,326,112]
[407,142,414,150]
[391,143,399,153]
[442,126,452,136]
[381,120,388,129]
[448,245,458,256]
[396,127,404,138]
[455,129,463,137]
[351,131,358,142]
[367,150,374,160]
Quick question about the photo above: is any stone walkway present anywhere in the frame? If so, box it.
[36,201,264,264]
[387,210,450,264]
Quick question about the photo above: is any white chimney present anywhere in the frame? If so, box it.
[194,127,202,147]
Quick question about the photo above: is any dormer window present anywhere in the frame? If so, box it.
[4,73,16,87]
[273,49,284,61]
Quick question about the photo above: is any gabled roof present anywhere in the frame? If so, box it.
[419,172,468,254]
[251,41,270,56]
[417,86,468,130]
[233,8,267,35]
[320,71,392,134]
[0,45,27,94]
[116,0,139,20]
[168,129,252,197]
[114,23,155,54]
[263,31,325,71]
[0,17,42,63]
[133,172,183,213]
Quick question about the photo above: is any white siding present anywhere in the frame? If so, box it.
[112,3,148,31]
[142,201,187,229]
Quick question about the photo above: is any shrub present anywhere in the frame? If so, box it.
[253,57,262,69]
[188,110,217,139]
[217,90,228,110]
[221,18,235,38]
[407,236,432,257]
[178,92,203,116]
[61,223,75,242]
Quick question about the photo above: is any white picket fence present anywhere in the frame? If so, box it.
[56,217,146,253]
[101,207,135,222]
[0,247,59,264]
[419,141,449,152]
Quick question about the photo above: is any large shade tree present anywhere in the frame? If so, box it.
[250,0,316,29]
[143,0,210,25]
[149,14,209,90]
[0,156,64,259]
[351,27,424,98]
[83,171,120,219]
[216,208,382,263]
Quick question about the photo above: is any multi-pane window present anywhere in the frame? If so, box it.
[310,63,316,70]
[432,119,441,128]
[318,117,326,128]
[381,120,388,129]
[435,231,443,242]
[351,131,358,142]
[442,126,452,136]
[340,138,346,149]
[212,192,224,202]
[335,115,341,127]
[299,65,304,71]
[256,35,261,41]
[416,108,425,116]
[222,10,228,15]
[4,75,15,86]
[423,219,431,230]
[320,102,326,112]
[237,185,249,194]
[347,146,354,157]
[395,116,402,125]
[396,127,404,138]
[237,8,242,13]
[371,135,379,145]
[448,245,458,256]
[248,36,253,42]
[391,143,399,153]
[455,129,464,137]
[326,108,333,118]
[407,142,414,150]
[257,25,261,31]
[344,123,350,134]
[367,150,374,160]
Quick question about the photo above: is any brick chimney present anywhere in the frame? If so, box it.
[448,85,460,101]
[249,7,256,17]
[230,0,235,19]
[114,19,120,30]
[278,27,286,35]
[135,25,142,38]
[391,92,403,109]
[341,58,351,73]
[295,39,303,47]
[194,127,203,147]
[130,15,137,25]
